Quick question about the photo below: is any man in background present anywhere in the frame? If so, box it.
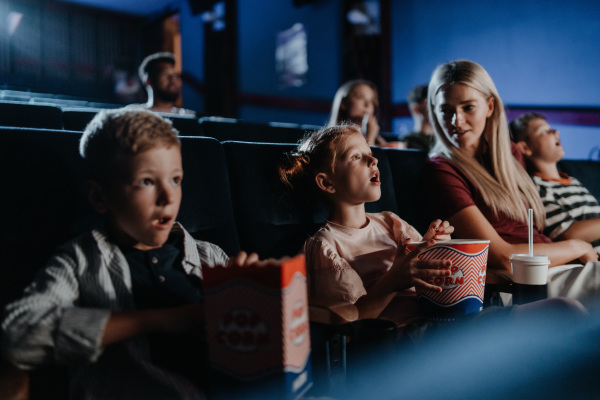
[136,52,196,116]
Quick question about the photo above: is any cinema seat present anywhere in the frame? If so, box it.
[62,107,99,131]
[383,147,431,234]
[0,128,96,306]
[0,127,87,399]
[558,159,600,202]
[163,114,203,136]
[222,140,399,259]
[200,117,315,143]
[0,101,63,129]
[179,136,240,255]
[63,108,203,136]
[223,141,322,258]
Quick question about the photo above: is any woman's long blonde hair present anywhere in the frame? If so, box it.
[428,60,545,228]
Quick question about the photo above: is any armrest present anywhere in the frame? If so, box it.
[0,360,29,400]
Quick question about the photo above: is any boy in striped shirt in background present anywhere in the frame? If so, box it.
[511,112,600,256]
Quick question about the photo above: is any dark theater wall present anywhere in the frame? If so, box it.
[390,0,600,107]
[179,0,207,113]
[7,0,595,156]
[235,0,342,126]
[0,0,143,101]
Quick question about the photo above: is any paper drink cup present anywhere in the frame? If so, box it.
[510,254,549,285]
[510,254,549,304]
[405,239,489,317]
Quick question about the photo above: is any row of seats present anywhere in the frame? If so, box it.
[0,100,320,143]
[0,89,120,109]
[2,125,600,308]
[0,126,432,308]
[0,125,428,398]
[1,126,599,398]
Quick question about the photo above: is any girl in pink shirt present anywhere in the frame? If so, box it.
[279,123,454,328]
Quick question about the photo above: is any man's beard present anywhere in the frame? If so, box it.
[155,88,180,103]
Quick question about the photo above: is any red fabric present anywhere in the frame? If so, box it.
[421,153,551,245]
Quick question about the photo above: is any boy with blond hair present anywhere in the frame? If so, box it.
[1,108,258,399]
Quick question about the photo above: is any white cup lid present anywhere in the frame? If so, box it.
[510,254,550,263]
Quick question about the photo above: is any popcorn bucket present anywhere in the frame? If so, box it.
[406,240,489,317]
[203,255,312,400]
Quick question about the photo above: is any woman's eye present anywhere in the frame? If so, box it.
[172,176,182,185]
[141,178,153,186]
[464,105,474,112]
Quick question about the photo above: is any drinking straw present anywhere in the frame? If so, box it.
[361,113,370,137]
[528,208,533,257]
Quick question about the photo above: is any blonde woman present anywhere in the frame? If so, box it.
[421,60,598,300]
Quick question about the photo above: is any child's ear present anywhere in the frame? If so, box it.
[315,172,336,194]
[86,180,108,213]
[515,140,532,157]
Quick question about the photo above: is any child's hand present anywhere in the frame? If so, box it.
[227,251,260,267]
[391,238,452,293]
[363,113,381,146]
[226,252,292,268]
[253,256,291,268]
[572,239,599,264]
[422,219,454,241]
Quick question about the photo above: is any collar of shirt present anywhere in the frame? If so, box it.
[534,171,571,185]
[91,222,204,289]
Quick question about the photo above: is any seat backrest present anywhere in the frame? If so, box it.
[0,128,99,308]
[62,108,100,131]
[383,148,430,234]
[223,141,399,259]
[558,160,600,202]
[224,141,324,258]
[165,115,203,136]
[63,109,203,136]
[0,101,63,129]
[199,117,312,143]
[178,136,240,255]
[0,130,242,308]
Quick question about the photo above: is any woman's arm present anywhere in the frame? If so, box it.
[449,206,598,283]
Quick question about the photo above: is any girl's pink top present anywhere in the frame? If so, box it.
[304,211,425,327]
